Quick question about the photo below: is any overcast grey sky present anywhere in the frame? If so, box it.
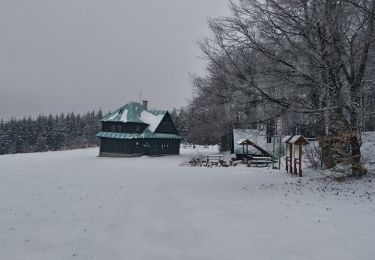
[0,0,229,119]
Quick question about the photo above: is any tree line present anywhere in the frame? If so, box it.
[0,110,103,155]
[182,0,375,176]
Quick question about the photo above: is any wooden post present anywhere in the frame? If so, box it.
[278,137,282,170]
[285,144,289,172]
[294,145,297,175]
[298,144,302,177]
[285,135,309,177]
[289,143,293,174]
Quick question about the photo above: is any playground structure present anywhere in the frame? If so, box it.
[219,129,310,173]
[236,136,282,169]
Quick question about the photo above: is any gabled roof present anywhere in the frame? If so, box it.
[101,102,166,132]
[237,139,253,145]
[97,102,182,140]
[236,138,273,157]
[282,135,293,143]
[289,135,309,145]
[233,129,273,155]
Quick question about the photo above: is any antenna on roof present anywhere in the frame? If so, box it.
[139,90,142,103]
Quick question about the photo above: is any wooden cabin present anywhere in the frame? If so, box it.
[96,101,182,157]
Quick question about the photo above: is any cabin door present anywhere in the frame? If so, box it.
[143,142,151,156]
[134,141,142,154]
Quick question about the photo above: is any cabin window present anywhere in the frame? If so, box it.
[118,125,122,132]
[161,144,169,150]
[136,126,140,132]
[267,136,272,143]
[111,125,116,132]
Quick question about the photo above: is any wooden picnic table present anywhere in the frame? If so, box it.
[247,156,273,167]
[206,155,225,166]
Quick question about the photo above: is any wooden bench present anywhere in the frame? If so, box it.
[206,155,225,166]
[247,156,273,167]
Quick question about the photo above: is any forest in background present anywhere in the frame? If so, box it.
[0,110,102,155]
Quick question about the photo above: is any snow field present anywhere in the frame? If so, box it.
[0,145,374,260]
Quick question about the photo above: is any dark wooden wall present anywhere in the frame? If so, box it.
[155,113,179,134]
[99,138,142,154]
[147,139,181,155]
[99,138,181,156]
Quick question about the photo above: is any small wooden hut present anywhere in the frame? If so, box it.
[282,135,310,176]
[289,135,309,176]
[223,129,278,159]
[237,139,273,158]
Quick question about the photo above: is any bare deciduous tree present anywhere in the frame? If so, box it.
[190,0,375,176]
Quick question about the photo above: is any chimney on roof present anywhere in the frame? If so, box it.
[142,100,148,110]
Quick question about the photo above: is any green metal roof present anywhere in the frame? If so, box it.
[98,102,181,140]
[96,131,182,140]
[101,102,166,126]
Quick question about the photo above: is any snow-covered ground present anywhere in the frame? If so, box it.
[0,143,374,260]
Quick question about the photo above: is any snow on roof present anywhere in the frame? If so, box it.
[289,135,301,143]
[282,135,292,143]
[101,102,167,133]
[140,110,165,132]
[289,135,309,144]
[237,139,256,145]
[233,129,271,155]
[105,113,118,121]
[236,138,249,145]
[119,109,129,122]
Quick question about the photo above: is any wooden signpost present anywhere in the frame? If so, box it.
[283,135,309,177]
[282,136,293,174]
